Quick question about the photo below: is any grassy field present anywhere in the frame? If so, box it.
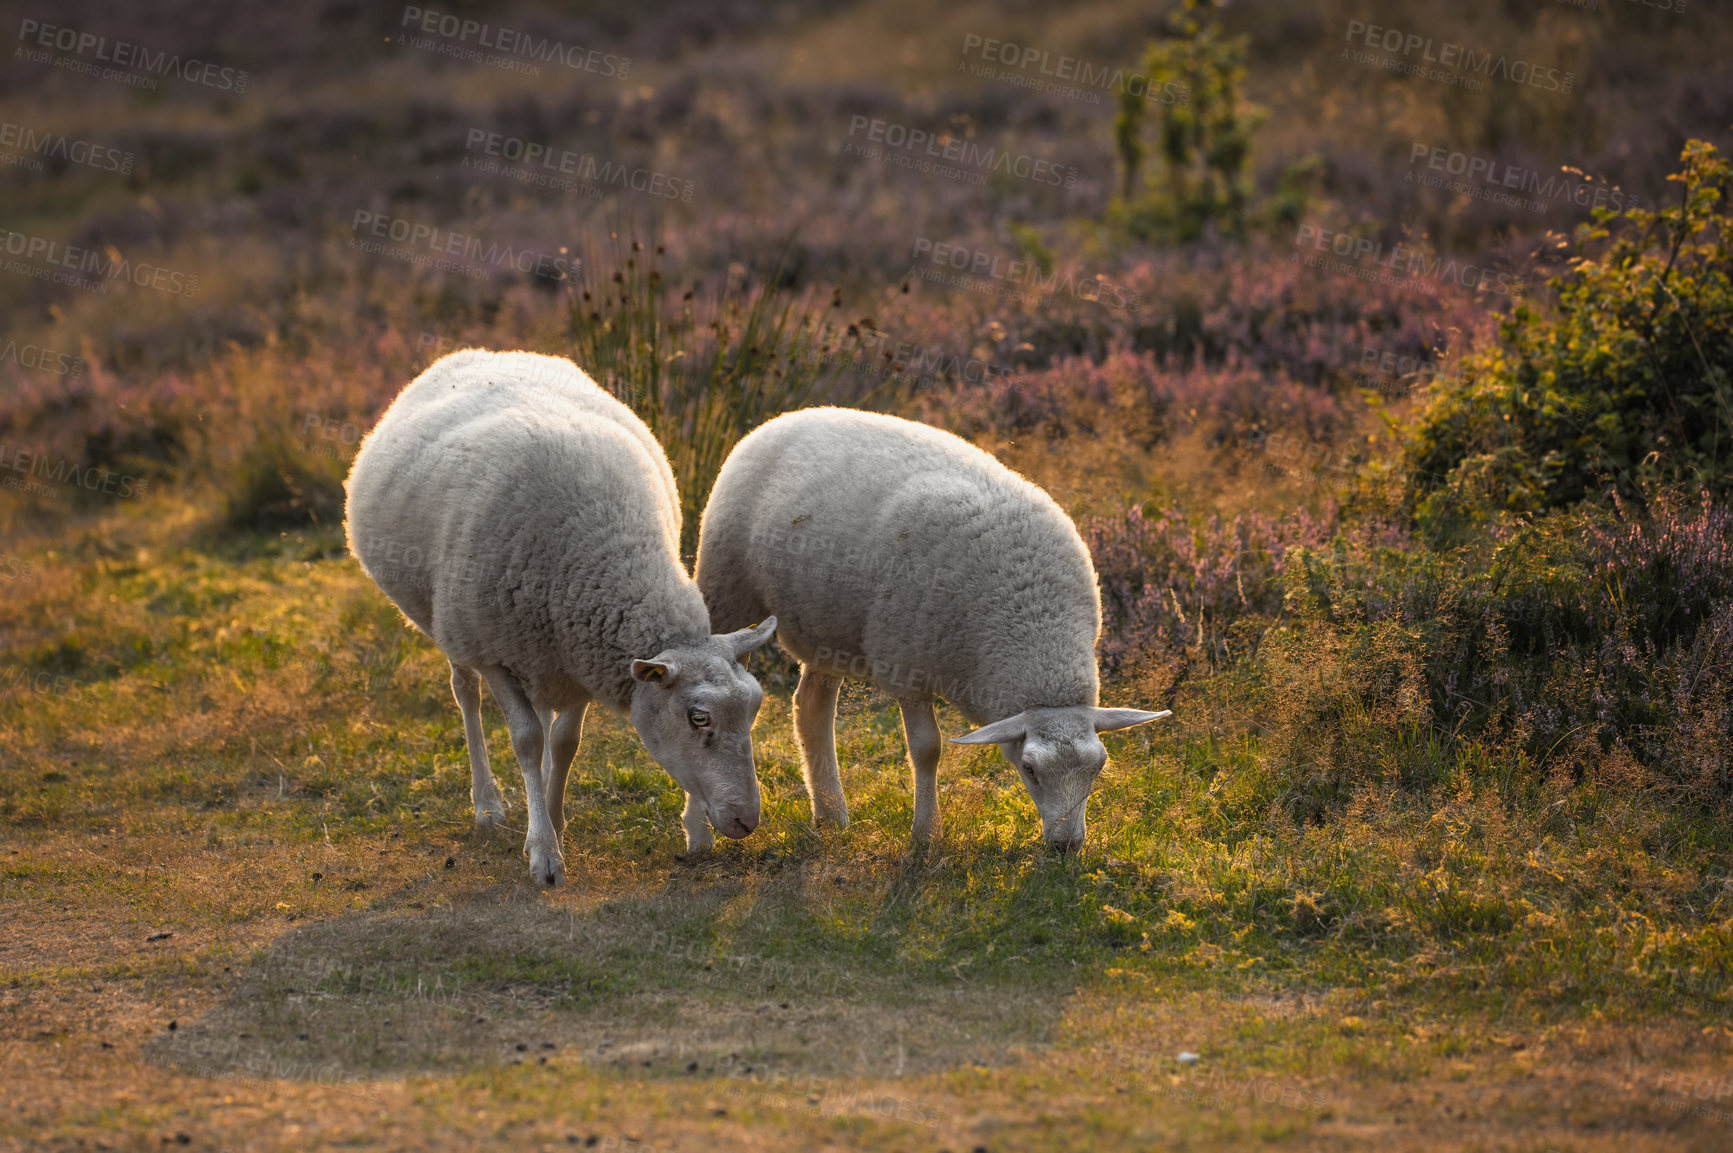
[5,0,1733,1149]
[5,493,1733,1150]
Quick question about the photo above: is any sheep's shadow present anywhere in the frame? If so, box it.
[149,846,1090,1089]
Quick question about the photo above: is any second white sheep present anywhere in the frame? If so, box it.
[695,407,1168,852]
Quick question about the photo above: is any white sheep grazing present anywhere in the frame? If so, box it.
[695,407,1169,852]
[344,349,778,885]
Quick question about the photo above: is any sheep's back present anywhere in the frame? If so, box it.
[703,408,1100,718]
[345,350,697,702]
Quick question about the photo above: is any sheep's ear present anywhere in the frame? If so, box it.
[949,712,1029,745]
[722,616,777,659]
[1092,707,1171,733]
[631,657,679,685]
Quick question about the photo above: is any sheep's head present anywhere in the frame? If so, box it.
[952,705,1170,852]
[629,616,777,841]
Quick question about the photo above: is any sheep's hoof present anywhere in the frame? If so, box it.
[812,806,850,832]
[473,807,507,833]
[527,844,565,888]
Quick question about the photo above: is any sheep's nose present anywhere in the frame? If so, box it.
[718,811,758,838]
[1046,833,1083,855]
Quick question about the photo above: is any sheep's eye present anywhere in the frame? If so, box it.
[1021,762,1039,785]
[688,709,710,729]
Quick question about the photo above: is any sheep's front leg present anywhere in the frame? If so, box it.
[479,666,565,888]
[794,664,848,829]
[544,702,587,837]
[681,791,713,856]
[451,662,505,829]
[537,707,554,784]
[899,697,942,845]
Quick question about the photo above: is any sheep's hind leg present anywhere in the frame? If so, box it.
[478,666,565,887]
[451,661,506,830]
[794,664,848,829]
[544,701,587,837]
[899,697,943,846]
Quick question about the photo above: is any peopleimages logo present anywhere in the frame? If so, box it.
[1293,223,1526,296]
[349,211,578,282]
[1343,20,1574,94]
[0,552,40,582]
[1407,143,1635,214]
[0,664,90,697]
[398,7,629,78]
[0,443,148,502]
[14,18,249,93]
[0,121,134,174]
[959,34,1189,108]
[1354,344,1443,397]
[1406,143,1638,215]
[845,116,1077,188]
[802,321,1028,391]
[0,339,85,378]
[462,129,695,202]
[910,238,1140,312]
[300,414,364,461]
[0,230,199,298]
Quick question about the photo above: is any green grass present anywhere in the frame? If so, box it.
[4,499,1733,1149]
[6,508,1733,1017]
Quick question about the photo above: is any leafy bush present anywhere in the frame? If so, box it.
[1410,139,1733,520]
[1111,0,1264,242]
[1110,1,1320,244]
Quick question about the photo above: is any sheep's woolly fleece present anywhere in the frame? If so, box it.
[696,406,1103,724]
[344,348,710,714]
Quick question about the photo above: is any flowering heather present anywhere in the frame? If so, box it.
[1236,487,1733,810]
[1586,490,1733,646]
[1126,244,1486,388]
[1086,501,1335,676]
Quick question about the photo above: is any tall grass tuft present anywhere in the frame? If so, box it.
[221,428,348,533]
[564,238,872,561]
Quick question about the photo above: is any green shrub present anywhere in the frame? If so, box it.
[1110,0,1315,243]
[1112,0,1263,243]
[1410,138,1733,522]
